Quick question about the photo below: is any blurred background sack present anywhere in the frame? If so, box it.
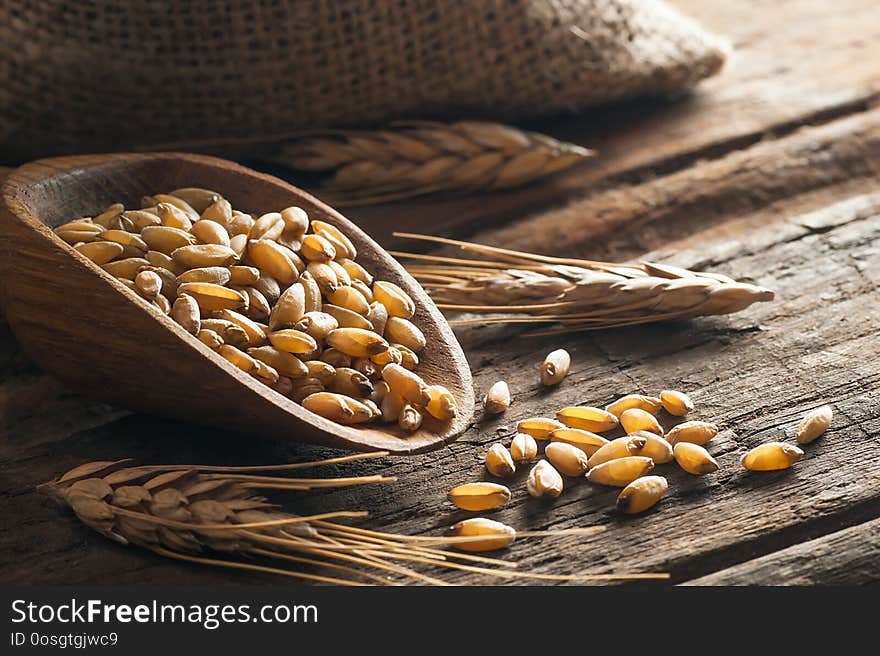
[0,0,726,163]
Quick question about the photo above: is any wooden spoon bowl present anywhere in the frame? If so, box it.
[0,153,474,454]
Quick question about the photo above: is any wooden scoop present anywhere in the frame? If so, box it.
[0,153,474,454]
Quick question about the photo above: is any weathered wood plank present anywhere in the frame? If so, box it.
[683,518,880,585]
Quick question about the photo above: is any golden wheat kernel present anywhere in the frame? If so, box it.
[331,367,374,398]
[398,404,423,431]
[395,344,420,370]
[425,385,458,420]
[200,319,250,348]
[171,244,239,269]
[320,348,352,369]
[188,219,230,248]
[549,428,608,456]
[168,187,220,213]
[134,269,162,299]
[176,266,232,285]
[102,257,152,280]
[384,317,427,353]
[326,260,351,287]
[302,392,373,425]
[448,517,516,552]
[124,210,162,231]
[280,206,309,236]
[92,202,124,227]
[200,198,233,227]
[140,226,197,254]
[248,239,302,285]
[154,293,173,315]
[629,430,674,464]
[251,274,281,306]
[586,456,654,487]
[226,213,254,238]
[157,202,192,230]
[370,345,402,367]
[214,309,267,347]
[339,258,373,285]
[673,442,719,476]
[556,406,619,433]
[100,228,148,253]
[352,356,379,380]
[297,271,322,312]
[483,381,511,415]
[304,360,336,385]
[351,279,374,305]
[196,328,223,350]
[381,363,431,406]
[229,233,249,259]
[177,282,246,312]
[740,442,803,471]
[796,405,833,444]
[380,390,407,423]
[447,482,511,511]
[55,219,104,244]
[510,433,539,463]
[366,301,388,336]
[248,345,309,379]
[252,360,280,385]
[540,349,570,386]
[154,194,200,223]
[587,435,647,467]
[168,294,199,335]
[290,377,325,403]
[605,394,663,418]
[218,344,258,374]
[327,286,370,315]
[619,408,663,435]
[300,233,337,262]
[373,281,416,319]
[267,329,319,355]
[294,311,338,341]
[226,265,259,287]
[517,417,566,440]
[75,240,124,265]
[660,390,695,417]
[240,287,270,322]
[311,220,357,260]
[246,212,283,241]
[617,476,668,514]
[145,250,180,274]
[268,282,305,330]
[526,459,564,498]
[484,444,516,478]
[545,442,590,477]
[306,261,339,295]
[326,327,389,358]
[665,421,718,446]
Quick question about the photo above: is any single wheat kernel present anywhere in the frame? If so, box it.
[665,421,718,446]
[304,360,336,386]
[152,294,172,315]
[373,281,416,319]
[605,394,663,418]
[326,327,389,358]
[200,319,249,348]
[229,233,249,259]
[448,482,511,511]
[125,210,162,231]
[170,294,200,335]
[327,286,370,316]
[269,282,306,330]
[398,404,423,431]
[425,385,458,420]
[517,417,566,440]
[290,377,324,403]
[586,456,654,487]
[395,344,420,370]
[218,344,258,374]
[370,346,402,367]
[352,357,379,379]
[302,392,373,425]
[248,240,302,285]
[619,408,663,435]
[382,363,431,406]
[134,269,162,299]
[100,229,148,256]
[384,317,426,352]
[660,390,695,416]
[155,195,200,223]
[556,406,619,433]
[617,476,668,514]
[796,405,833,444]
[295,272,320,313]
[306,261,339,295]
[587,435,647,468]
[140,226,197,254]
[323,304,374,331]
[510,433,539,463]
[171,244,238,268]
[380,390,407,423]
[227,213,255,237]
[540,349,570,386]
[249,212,285,241]
[331,367,373,398]
[168,188,221,213]
[197,329,223,350]
[298,233,335,263]
[253,360,280,385]
[321,348,352,369]
[311,220,357,260]
[350,279,374,304]
[176,266,232,285]
[545,442,590,476]
[549,428,608,456]
[252,274,281,305]
[339,258,373,285]
[228,265,261,286]
[176,282,246,312]
[367,301,388,335]
[201,198,233,226]
[268,329,318,355]
[483,381,511,415]
[102,257,151,280]
[485,443,516,477]
[741,442,803,471]
[673,442,719,475]
[92,203,125,227]
[248,346,309,379]
[526,459,564,498]
[280,206,309,236]
[448,518,516,552]
[214,309,266,347]
[190,219,231,247]
[157,202,193,230]
[75,241,123,265]
[239,287,270,321]
[629,431,674,464]
[145,250,180,274]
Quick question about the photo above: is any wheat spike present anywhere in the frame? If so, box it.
[392,233,775,332]
[272,121,594,206]
[39,455,667,585]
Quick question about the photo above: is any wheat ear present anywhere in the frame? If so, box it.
[39,455,667,585]
[272,120,594,206]
[392,233,775,332]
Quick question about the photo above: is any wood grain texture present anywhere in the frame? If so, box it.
[0,153,473,454]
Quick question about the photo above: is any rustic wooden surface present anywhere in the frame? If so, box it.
[2,0,880,585]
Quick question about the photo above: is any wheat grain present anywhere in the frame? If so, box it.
[272,120,594,206]
[393,233,775,333]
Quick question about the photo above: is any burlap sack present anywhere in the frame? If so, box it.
[0,0,725,162]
